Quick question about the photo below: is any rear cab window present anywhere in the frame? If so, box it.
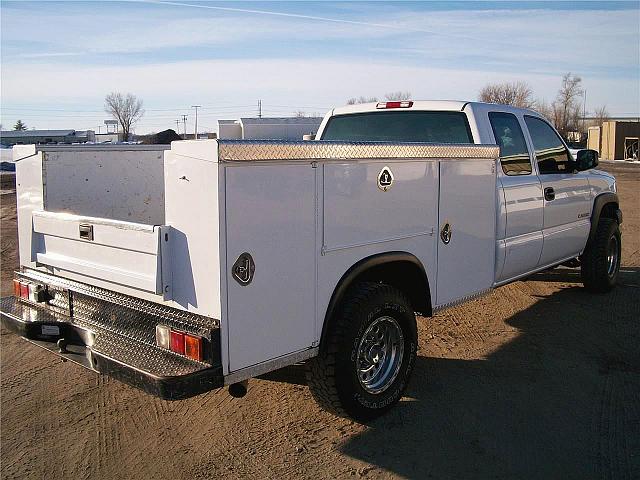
[320,111,473,143]
[488,112,532,175]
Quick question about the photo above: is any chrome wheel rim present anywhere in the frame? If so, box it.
[607,235,619,277]
[356,316,404,394]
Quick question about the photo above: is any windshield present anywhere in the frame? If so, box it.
[321,111,473,143]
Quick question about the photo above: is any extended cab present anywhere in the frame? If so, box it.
[1,101,621,420]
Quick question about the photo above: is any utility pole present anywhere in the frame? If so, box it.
[582,90,587,138]
[181,115,188,139]
[258,100,262,118]
[191,105,201,140]
[175,119,180,132]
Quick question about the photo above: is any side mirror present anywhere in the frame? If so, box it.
[302,134,315,141]
[575,149,599,171]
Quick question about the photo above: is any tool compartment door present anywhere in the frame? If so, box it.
[31,211,166,294]
[436,159,496,306]
[224,164,316,372]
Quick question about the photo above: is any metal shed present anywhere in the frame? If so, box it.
[588,121,639,160]
[217,117,323,140]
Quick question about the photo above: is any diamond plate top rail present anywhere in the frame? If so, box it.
[217,140,500,162]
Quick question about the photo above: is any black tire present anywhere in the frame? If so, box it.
[581,218,621,293]
[306,282,417,421]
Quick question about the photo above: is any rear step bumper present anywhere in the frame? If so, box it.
[1,296,223,400]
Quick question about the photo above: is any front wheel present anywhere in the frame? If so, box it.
[581,218,621,292]
[306,282,417,421]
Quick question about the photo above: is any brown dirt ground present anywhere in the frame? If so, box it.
[1,164,638,479]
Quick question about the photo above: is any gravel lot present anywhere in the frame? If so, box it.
[1,163,638,479]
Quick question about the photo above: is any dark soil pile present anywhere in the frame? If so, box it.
[141,129,182,144]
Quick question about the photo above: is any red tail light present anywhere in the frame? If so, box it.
[19,282,30,299]
[376,101,413,109]
[13,279,21,297]
[170,330,185,355]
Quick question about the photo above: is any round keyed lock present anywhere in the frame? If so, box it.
[440,222,452,245]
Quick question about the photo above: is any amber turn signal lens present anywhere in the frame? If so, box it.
[184,334,203,362]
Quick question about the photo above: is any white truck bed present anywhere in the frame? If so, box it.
[11,139,499,383]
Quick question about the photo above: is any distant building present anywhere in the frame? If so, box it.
[217,117,323,140]
[0,129,95,146]
[588,121,639,160]
[95,133,120,143]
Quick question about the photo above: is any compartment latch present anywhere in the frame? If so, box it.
[79,223,94,241]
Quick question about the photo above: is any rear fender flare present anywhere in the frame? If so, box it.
[319,252,431,352]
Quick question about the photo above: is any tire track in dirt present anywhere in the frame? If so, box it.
[597,369,640,480]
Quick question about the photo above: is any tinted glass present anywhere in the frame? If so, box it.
[488,112,531,175]
[524,116,572,174]
[321,111,473,143]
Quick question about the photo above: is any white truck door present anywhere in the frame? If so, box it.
[224,164,316,372]
[436,159,496,306]
[488,112,544,283]
[523,116,591,266]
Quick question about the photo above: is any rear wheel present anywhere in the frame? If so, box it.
[581,218,621,292]
[306,282,417,421]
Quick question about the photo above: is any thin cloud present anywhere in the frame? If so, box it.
[146,0,432,32]
[18,52,85,59]
[140,1,600,49]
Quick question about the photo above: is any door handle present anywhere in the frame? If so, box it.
[544,187,555,201]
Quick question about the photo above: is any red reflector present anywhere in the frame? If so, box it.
[170,330,185,355]
[13,279,21,297]
[19,282,30,299]
[184,334,203,362]
[376,101,413,109]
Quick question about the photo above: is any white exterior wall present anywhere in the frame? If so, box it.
[241,122,321,140]
[217,122,242,139]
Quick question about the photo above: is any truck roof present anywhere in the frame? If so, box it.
[329,100,539,117]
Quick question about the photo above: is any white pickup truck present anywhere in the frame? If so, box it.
[1,100,622,420]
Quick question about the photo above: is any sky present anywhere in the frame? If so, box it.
[1,0,639,134]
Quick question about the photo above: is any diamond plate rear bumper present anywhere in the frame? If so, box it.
[1,295,224,400]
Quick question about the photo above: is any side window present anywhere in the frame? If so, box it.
[524,116,572,174]
[488,112,531,175]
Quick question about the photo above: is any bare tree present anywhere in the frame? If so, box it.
[384,91,412,101]
[592,105,609,127]
[104,92,144,141]
[346,96,379,105]
[479,81,535,108]
[551,73,583,139]
[294,110,307,117]
[534,98,554,121]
